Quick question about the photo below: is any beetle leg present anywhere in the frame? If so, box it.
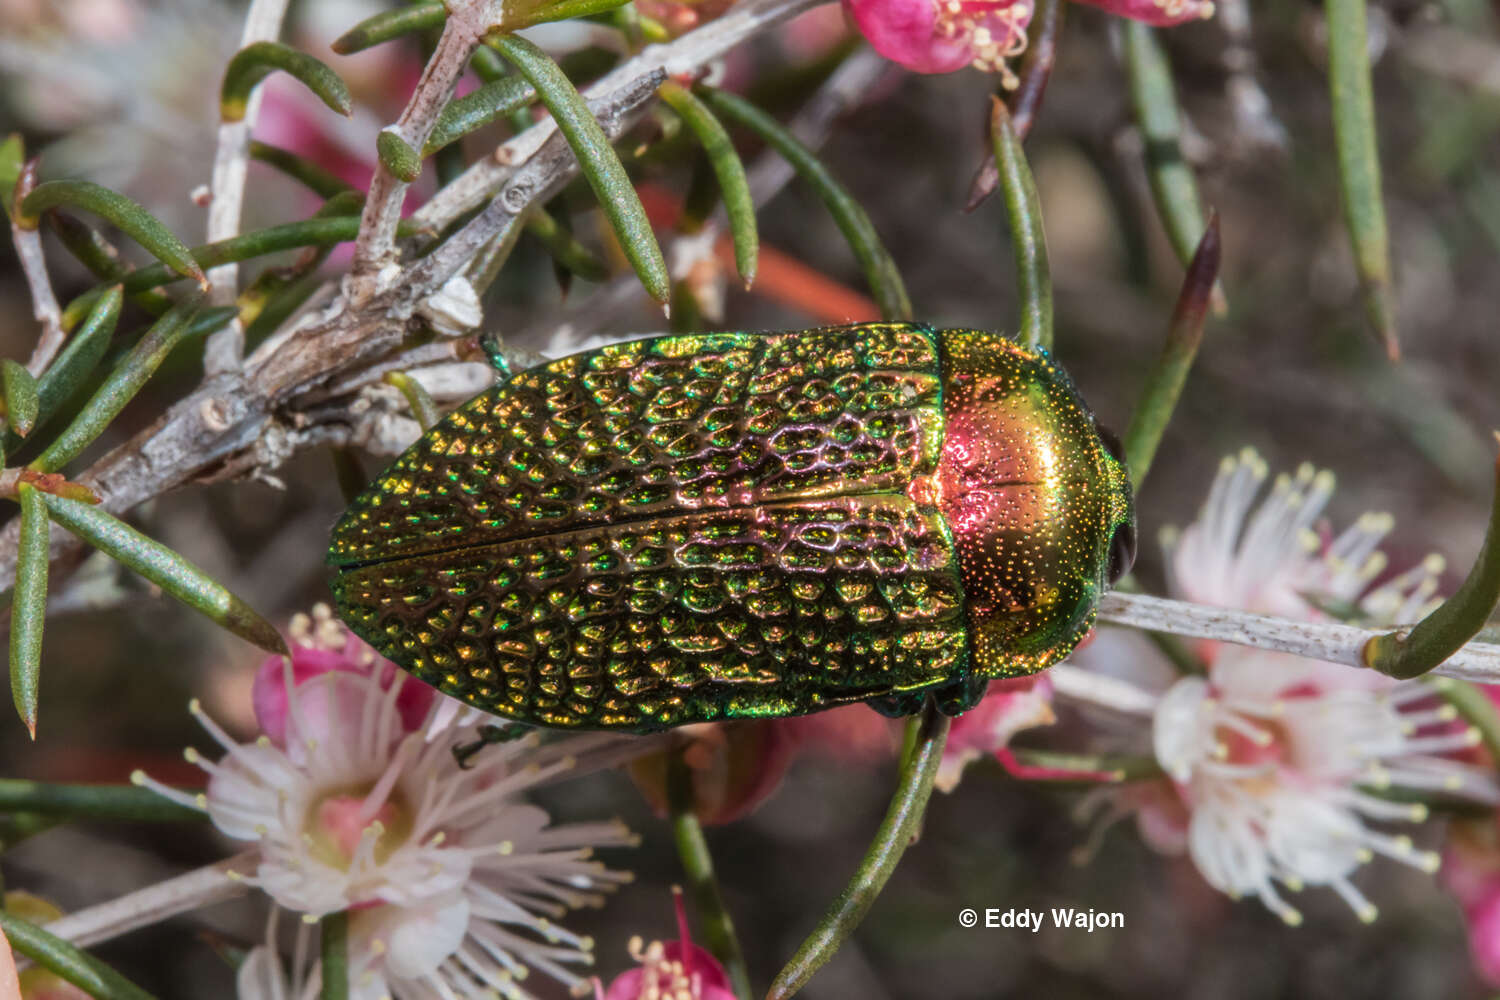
[451,722,531,768]
[933,674,988,716]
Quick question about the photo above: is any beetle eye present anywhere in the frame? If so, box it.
[1097,424,1126,465]
[1106,520,1137,586]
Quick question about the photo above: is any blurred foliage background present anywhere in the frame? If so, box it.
[1,0,1498,996]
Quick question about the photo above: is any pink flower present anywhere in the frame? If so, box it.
[843,0,1033,77]
[598,889,736,1000]
[140,604,635,1000]
[250,604,435,746]
[842,0,1214,79]
[935,676,1055,791]
[1464,893,1500,987]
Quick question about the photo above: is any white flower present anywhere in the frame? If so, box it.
[138,654,636,999]
[1077,449,1498,925]
[1154,656,1484,925]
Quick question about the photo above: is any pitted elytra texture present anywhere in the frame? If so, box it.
[329,324,1134,732]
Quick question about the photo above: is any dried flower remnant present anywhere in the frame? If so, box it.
[1073,451,1498,925]
[138,608,636,1000]
[842,0,1214,81]
[629,721,799,825]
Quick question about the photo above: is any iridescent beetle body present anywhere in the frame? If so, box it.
[328,324,1135,732]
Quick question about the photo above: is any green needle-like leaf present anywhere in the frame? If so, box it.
[11,483,48,738]
[0,908,159,1000]
[221,42,351,122]
[1325,0,1399,359]
[19,181,206,290]
[62,216,366,308]
[515,0,633,29]
[494,35,670,306]
[248,141,355,199]
[45,212,172,316]
[34,303,201,474]
[320,912,349,1000]
[0,133,23,222]
[1123,24,1223,315]
[989,98,1052,353]
[39,493,287,655]
[698,86,911,322]
[332,2,445,54]
[382,372,440,430]
[768,703,950,1000]
[469,43,509,85]
[0,778,204,822]
[376,129,422,183]
[29,286,122,441]
[425,77,537,156]
[659,81,757,288]
[1122,213,1220,491]
[1364,442,1500,679]
[1,361,40,438]
[526,208,609,283]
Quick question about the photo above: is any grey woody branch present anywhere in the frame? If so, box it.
[0,0,826,592]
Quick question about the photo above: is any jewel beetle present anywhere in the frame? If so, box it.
[328,323,1135,732]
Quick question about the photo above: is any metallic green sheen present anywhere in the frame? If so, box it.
[328,324,1133,732]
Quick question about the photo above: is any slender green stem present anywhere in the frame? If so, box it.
[10,483,47,737]
[1121,213,1220,490]
[0,908,159,1000]
[767,702,950,1000]
[698,86,910,322]
[667,747,753,1000]
[320,911,349,1000]
[330,449,367,505]
[382,372,441,430]
[526,208,609,282]
[1324,0,1398,359]
[1427,676,1500,765]
[1364,446,1500,678]
[1123,23,1223,314]
[221,42,351,122]
[988,98,1052,352]
[0,779,204,822]
[494,34,670,306]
